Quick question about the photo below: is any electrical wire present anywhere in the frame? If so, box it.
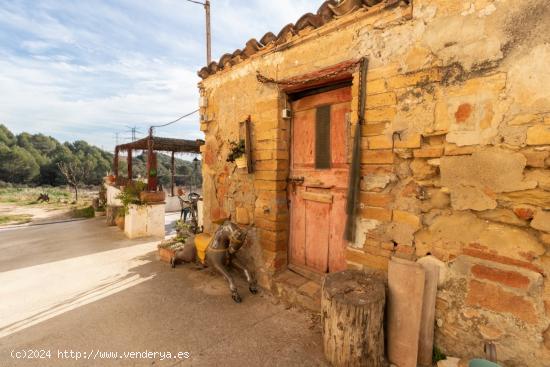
[150,109,200,129]
[184,0,206,5]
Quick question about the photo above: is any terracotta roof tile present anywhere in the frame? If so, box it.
[198,0,408,79]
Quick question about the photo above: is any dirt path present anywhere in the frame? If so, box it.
[0,203,74,226]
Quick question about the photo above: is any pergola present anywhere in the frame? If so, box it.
[114,136,203,195]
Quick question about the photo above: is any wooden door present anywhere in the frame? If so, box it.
[288,86,351,274]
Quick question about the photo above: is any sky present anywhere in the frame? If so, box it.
[0,0,319,152]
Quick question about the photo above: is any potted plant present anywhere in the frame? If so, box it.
[157,220,192,263]
[104,174,116,185]
[117,181,146,213]
[226,139,247,168]
[115,207,125,230]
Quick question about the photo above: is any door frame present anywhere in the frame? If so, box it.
[282,70,355,278]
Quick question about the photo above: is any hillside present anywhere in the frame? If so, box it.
[0,124,201,188]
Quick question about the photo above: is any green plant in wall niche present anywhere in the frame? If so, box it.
[433,346,447,363]
[226,139,246,163]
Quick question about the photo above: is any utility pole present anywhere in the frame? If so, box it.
[205,0,211,65]
[185,0,211,65]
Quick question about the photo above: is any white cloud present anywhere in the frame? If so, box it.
[0,0,321,151]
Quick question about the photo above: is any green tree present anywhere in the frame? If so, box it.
[0,124,16,146]
[0,144,40,183]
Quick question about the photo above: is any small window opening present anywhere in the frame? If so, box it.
[315,105,331,169]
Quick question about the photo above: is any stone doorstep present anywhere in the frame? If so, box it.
[272,270,322,313]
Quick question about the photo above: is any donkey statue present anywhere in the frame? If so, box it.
[170,220,258,303]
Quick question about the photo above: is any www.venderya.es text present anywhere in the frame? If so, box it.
[11,349,191,361]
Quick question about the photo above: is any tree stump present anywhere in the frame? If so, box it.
[106,205,121,226]
[321,270,386,367]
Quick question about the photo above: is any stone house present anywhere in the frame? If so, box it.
[197,0,550,365]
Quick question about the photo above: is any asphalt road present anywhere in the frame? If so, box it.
[0,217,327,366]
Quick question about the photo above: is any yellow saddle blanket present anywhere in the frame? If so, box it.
[194,233,212,264]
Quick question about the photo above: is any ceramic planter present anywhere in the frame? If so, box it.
[235,156,247,169]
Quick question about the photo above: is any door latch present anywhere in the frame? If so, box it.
[287,176,304,194]
[287,176,305,184]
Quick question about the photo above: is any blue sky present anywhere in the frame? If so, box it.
[0,0,318,151]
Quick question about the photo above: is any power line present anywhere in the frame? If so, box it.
[184,0,206,5]
[150,109,199,129]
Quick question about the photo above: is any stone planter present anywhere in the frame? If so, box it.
[124,203,165,239]
[140,191,166,203]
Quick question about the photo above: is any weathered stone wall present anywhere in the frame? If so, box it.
[198,1,550,365]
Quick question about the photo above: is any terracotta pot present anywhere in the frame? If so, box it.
[104,175,116,184]
[116,216,125,230]
[140,191,166,203]
[235,156,247,169]
[158,247,175,263]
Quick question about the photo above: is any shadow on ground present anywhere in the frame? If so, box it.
[0,251,327,367]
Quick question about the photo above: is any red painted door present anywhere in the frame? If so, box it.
[288,86,351,274]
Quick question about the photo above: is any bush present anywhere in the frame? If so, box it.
[72,206,95,218]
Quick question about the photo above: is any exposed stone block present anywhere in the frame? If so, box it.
[254,170,287,181]
[393,210,421,230]
[411,159,437,180]
[466,280,537,324]
[366,92,396,108]
[523,150,549,168]
[366,78,387,95]
[507,114,542,126]
[499,190,550,209]
[531,210,550,233]
[254,180,287,191]
[365,107,397,122]
[386,68,441,90]
[360,192,393,208]
[235,207,250,224]
[470,264,531,290]
[394,133,422,149]
[527,125,550,145]
[444,143,476,156]
[415,212,545,265]
[441,147,537,211]
[345,248,389,271]
[361,173,395,191]
[525,169,550,191]
[362,123,388,136]
[367,135,393,149]
[360,206,392,222]
[512,205,537,220]
[361,150,394,164]
[477,209,528,227]
[414,146,444,158]
[260,237,286,252]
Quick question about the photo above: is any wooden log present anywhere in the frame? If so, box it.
[106,205,121,226]
[321,270,386,367]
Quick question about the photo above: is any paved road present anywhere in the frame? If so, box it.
[0,217,327,366]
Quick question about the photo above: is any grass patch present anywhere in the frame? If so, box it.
[0,187,71,205]
[0,214,33,225]
[72,206,95,219]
